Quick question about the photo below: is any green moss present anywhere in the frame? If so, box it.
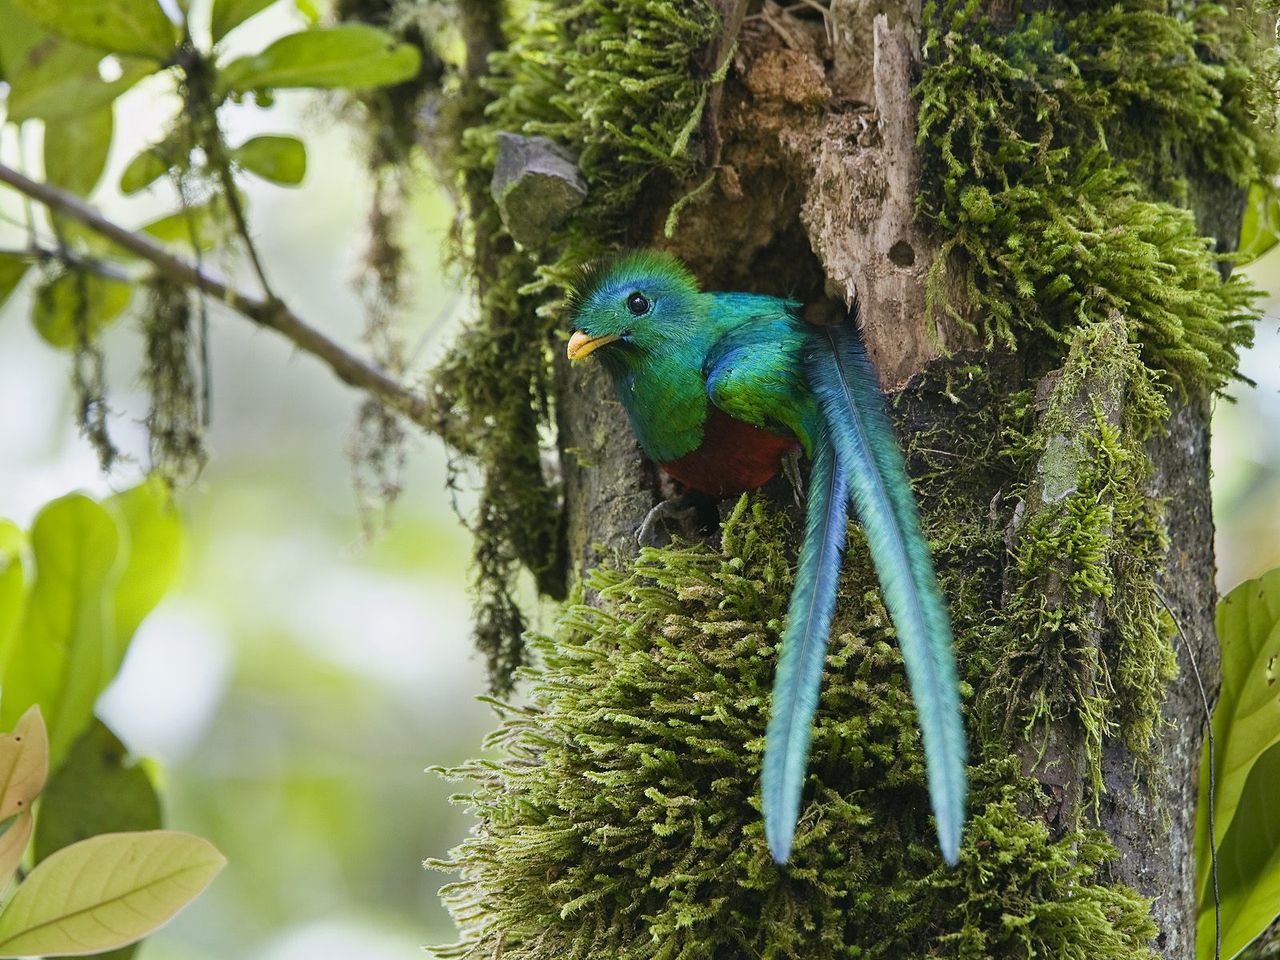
[987,322,1177,786]
[432,499,1158,959]
[915,0,1277,796]
[917,0,1272,393]
[427,0,721,689]
[428,0,1280,948]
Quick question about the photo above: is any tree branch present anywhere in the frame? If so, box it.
[0,161,433,429]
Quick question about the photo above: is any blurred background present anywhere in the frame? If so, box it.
[1,5,1279,959]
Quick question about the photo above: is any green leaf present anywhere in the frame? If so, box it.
[0,0,44,82]
[0,521,26,671]
[33,720,161,864]
[0,496,118,770]
[102,478,182,678]
[119,146,171,195]
[1198,742,1280,959]
[1197,569,1280,926]
[8,0,177,60]
[0,0,154,122]
[139,205,217,248]
[0,253,30,313]
[210,0,277,45]
[218,24,421,93]
[294,0,320,25]
[6,47,152,123]
[1238,183,1280,264]
[43,103,115,198]
[232,134,307,185]
[0,831,225,957]
[32,271,134,349]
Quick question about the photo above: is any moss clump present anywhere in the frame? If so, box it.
[432,499,1158,959]
[428,0,721,688]
[915,0,1277,794]
[988,321,1177,785]
[917,0,1272,393]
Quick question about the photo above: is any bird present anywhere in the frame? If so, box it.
[566,249,966,866]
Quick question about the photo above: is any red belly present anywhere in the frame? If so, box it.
[658,406,799,496]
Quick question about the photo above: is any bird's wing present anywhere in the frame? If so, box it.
[702,311,818,450]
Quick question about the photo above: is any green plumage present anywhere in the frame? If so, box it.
[568,251,966,865]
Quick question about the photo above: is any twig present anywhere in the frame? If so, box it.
[0,160,433,429]
[1158,587,1220,960]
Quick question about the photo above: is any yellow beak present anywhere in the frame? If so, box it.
[567,330,620,361]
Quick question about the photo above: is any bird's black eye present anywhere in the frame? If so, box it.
[626,292,650,315]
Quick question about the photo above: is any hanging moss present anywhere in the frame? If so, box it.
[428,0,722,689]
[432,499,1158,959]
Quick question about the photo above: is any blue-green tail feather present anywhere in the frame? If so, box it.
[804,322,967,866]
[762,432,849,864]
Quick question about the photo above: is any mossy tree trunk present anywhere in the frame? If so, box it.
[433,0,1273,956]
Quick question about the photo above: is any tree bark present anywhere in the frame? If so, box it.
[552,3,1239,956]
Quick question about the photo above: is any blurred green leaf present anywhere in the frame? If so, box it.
[120,146,171,195]
[210,0,276,44]
[139,198,227,249]
[294,0,320,24]
[0,521,26,672]
[43,103,114,198]
[1199,742,1280,959]
[0,0,154,123]
[0,495,118,770]
[219,25,421,93]
[0,831,225,957]
[34,720,161,863]
[0,486,180,772]
[32,271,133,349]
[0,522,24,557]
[103,478,182,676]
[1239,183,1280,264]
[0,254,30,312]
[1197,568,1280,950]
[0,0,44,81]
[9,0,177,60]
[232,134,306,185]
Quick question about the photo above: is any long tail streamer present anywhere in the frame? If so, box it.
[762,432,849,864]
[804,322,967,865]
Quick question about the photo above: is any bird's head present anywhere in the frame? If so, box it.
[566,250,703,367]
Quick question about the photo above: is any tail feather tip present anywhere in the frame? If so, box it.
[765,819,794,865]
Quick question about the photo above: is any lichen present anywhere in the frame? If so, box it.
[431,499,1158,959]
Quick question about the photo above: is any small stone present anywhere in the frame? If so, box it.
[491,133,588,247]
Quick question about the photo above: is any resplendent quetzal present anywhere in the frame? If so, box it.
[566,249,966,866]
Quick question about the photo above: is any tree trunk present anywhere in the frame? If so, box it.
[434,1,1266,956]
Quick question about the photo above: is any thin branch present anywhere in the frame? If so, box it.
[0,160,433,429]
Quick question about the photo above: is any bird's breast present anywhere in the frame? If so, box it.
[658,406,799,496]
